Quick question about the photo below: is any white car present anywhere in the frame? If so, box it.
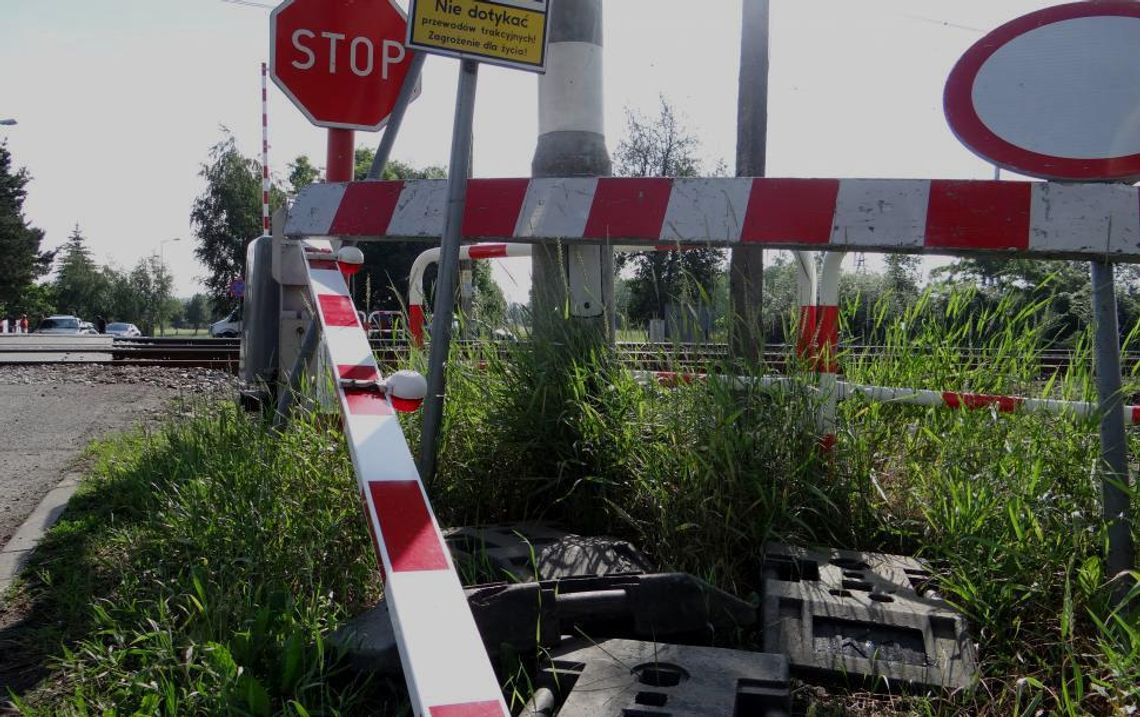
[105,322,142,337]
[209,309,242,338]
[34,315,84,335]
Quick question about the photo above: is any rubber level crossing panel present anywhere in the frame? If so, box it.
[760,542,978,690]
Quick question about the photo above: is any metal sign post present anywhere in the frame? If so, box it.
[419,59,479,484]
[943,1,1140,593]
[1091,259,1136,593]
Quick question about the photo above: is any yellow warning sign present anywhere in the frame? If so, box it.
[407,0,549,72]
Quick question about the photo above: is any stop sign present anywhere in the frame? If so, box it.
[271,0,419,132]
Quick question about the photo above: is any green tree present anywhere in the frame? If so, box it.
[287,155,320,194]
[127,256,174,336]
[184,294,208,334]
[614,97,725,326]
[191,131,284,313]
[53,225,109,318]
[0,141,52,317]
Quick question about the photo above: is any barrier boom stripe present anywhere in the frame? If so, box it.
[285,178,1140,260]
[302,241,507,717]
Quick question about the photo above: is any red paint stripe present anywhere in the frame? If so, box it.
[338,364,380,382]
[942,391,1022,413]
[343,387,393,416]
[815,305,839,373]
[369,481,450,572]
[462,179,529,237]
[1132,406,1140,425]
[466,243,509,260]
[584,177,673,239]
[741,178,839,244]
[797,305,817,359]
[409,305,425,348]
[318,295,359,327]
[925,180,1030,251]
[308,259,338,270]
[330,181,405,235]
[429,701,507,717]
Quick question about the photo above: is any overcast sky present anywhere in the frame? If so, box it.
[1,0,1060,306]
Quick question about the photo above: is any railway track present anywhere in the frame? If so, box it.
[1,335,1134,375]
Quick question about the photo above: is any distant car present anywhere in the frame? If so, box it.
[105,322,142,337]
[209,309,242,338]
[78,321,99,335]
[34,315,84,335]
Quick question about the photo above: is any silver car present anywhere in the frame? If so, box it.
[105,322,142,337]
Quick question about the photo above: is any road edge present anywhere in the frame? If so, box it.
[0,472,81,598]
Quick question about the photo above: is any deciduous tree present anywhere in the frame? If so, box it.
[191,131,284,312]
[614,98,725,326]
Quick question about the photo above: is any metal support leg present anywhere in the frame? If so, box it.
[1090,259,1136,598]
[273,318,319,430]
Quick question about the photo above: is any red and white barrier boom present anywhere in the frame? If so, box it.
[301,241,508,717]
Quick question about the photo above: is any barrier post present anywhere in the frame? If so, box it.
[1090,259,1136,594]
[817,251,845,452]
[794,251,817,360]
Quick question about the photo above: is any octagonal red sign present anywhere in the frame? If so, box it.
[271,0,419,132]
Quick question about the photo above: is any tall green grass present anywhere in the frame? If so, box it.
[7,404,398,716]
[7,284,1140,715]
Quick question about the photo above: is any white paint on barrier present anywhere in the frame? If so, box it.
[830,179,930,248]
[286,183,347,236]
[1029,182,1140,256]
[384,569,505,708]
[344,415,421,483]
[389,180,449,237]
[659,177,752,245]
[516,177,598,238]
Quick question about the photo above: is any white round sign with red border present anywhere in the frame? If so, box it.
[944,1,1140,181]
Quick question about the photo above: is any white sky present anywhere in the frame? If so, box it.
[1,0,1059,305]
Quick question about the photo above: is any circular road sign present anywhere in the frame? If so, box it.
[271,0,419,132]
[944,1,1140,181]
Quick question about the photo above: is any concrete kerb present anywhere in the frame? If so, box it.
[0,472,82,598]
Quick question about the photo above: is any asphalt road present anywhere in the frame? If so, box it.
[0,383,172,548]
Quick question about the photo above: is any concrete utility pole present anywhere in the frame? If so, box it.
[531,0,613,343]
[729,0,770,363]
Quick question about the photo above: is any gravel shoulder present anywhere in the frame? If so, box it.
[0,365,235,549]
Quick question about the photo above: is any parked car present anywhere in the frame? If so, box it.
[209,309,242,338]
[78,321,99,335]
[105,322,142,337]
[34,315,84,334]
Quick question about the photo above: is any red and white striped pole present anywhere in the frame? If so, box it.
[794,251,817,362]
[817,251,845,453]
[261,62,271,235]
[408,243,532,347]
